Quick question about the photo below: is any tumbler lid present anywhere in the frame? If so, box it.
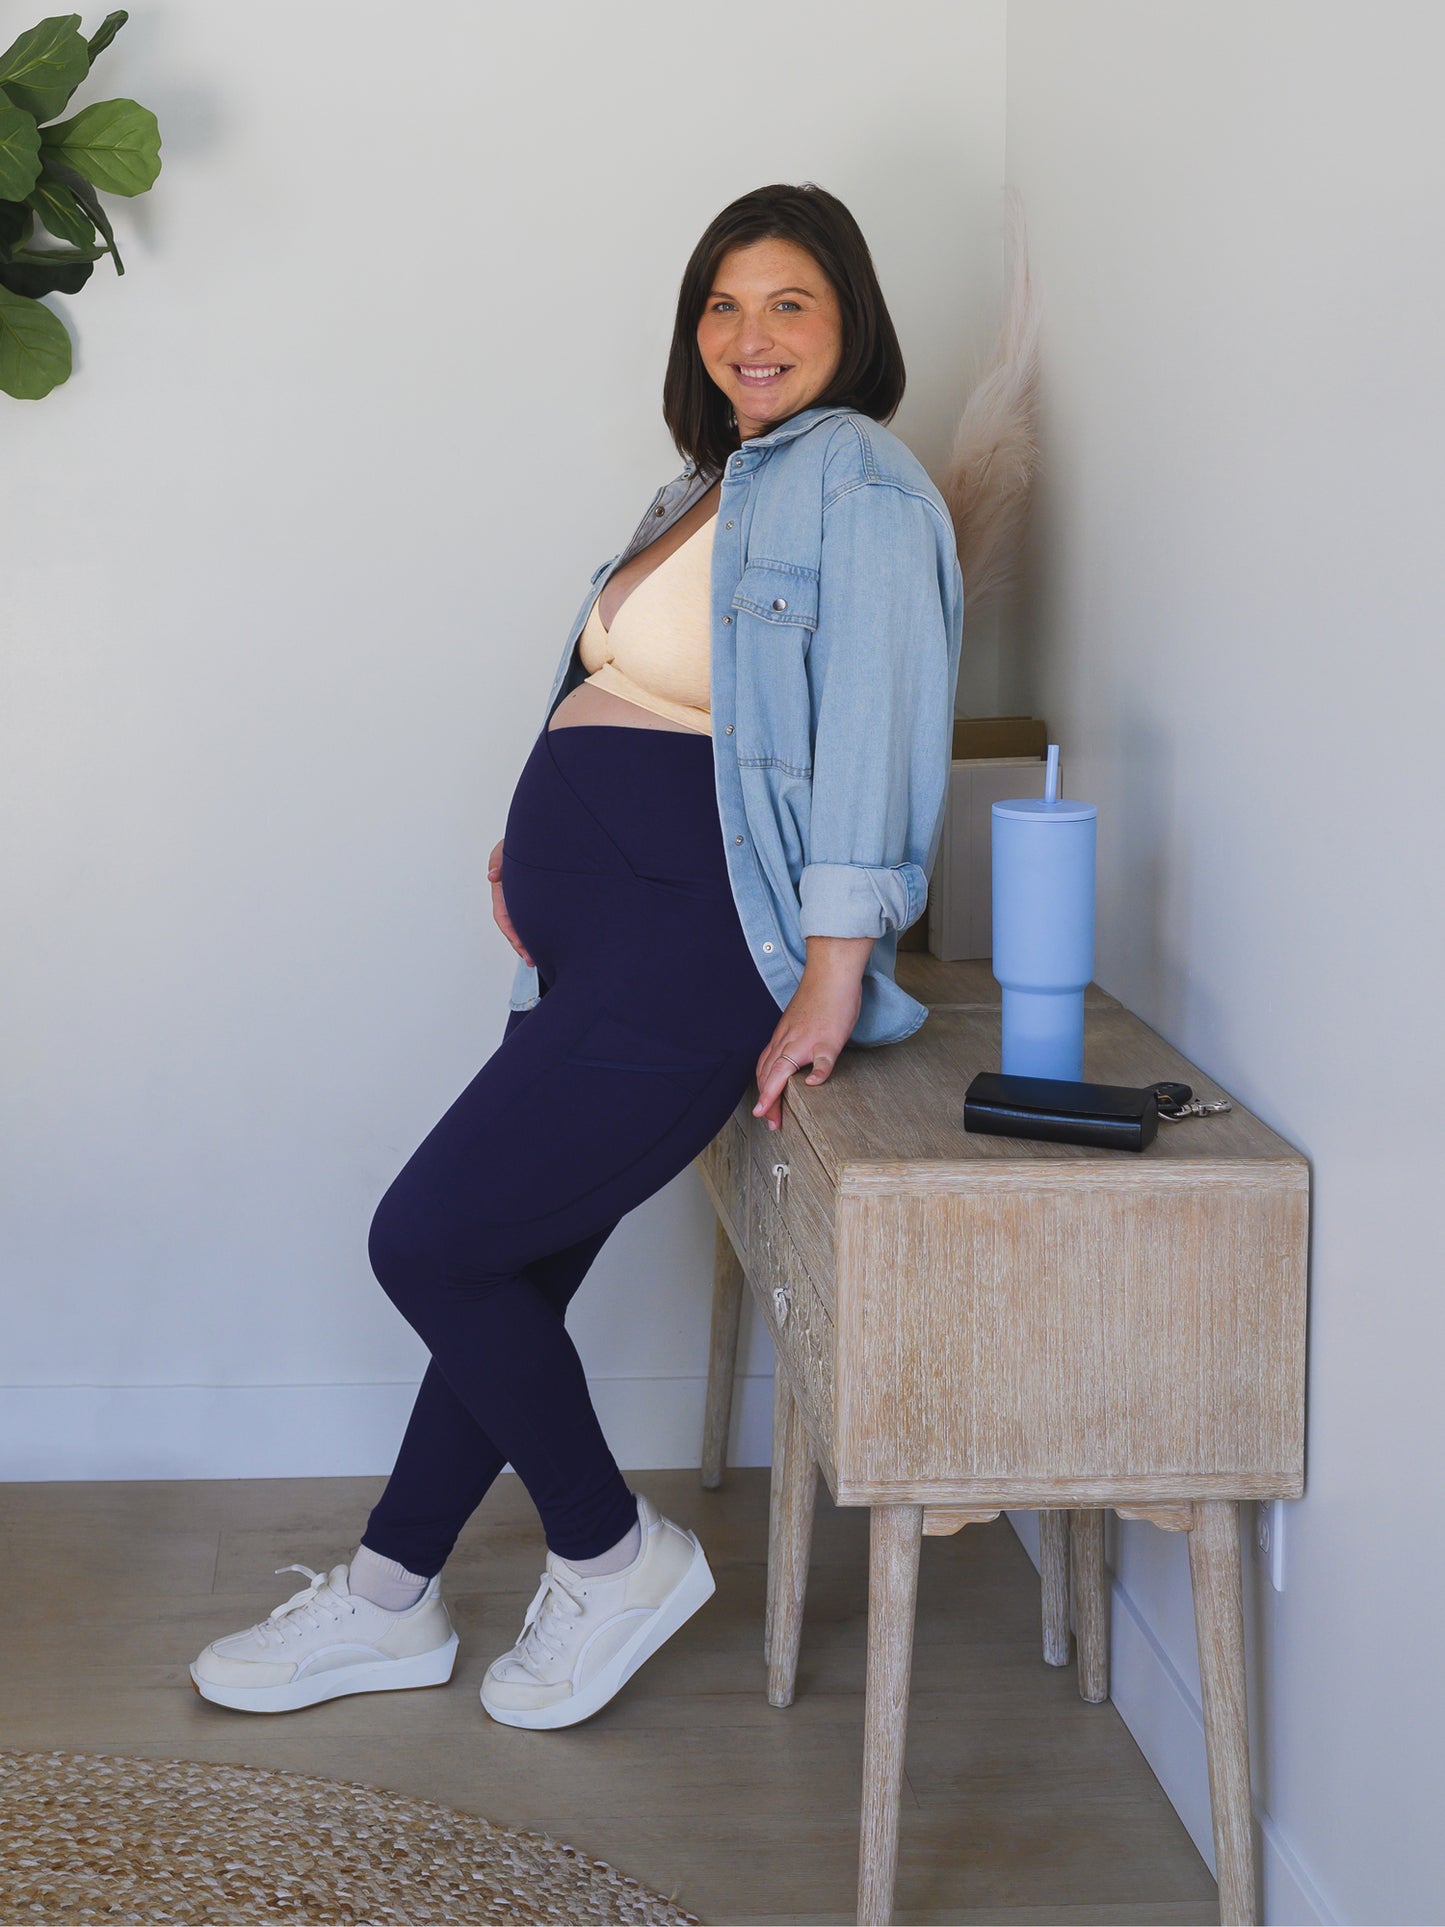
[992,798,1098,822]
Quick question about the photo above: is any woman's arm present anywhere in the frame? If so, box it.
[751,479,960,1127]
[799,477,957,939]
[751,934,873,1130]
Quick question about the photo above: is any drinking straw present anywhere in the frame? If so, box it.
[1044,742,1060,803]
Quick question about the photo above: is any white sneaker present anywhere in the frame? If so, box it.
[480,1490,715,1730]
[190,1560,458,1713]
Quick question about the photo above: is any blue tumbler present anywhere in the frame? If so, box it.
[991,746,1098,1081]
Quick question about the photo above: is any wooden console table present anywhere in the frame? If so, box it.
[694,957,1308,1926]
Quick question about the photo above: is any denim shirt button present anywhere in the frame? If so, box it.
[722,615,732,624]
[733,834,744,845]
[762,942,774,953]
[772,597,787,611]
[725,520,734,529]
[654,506,665,516]
[724,724,734,734]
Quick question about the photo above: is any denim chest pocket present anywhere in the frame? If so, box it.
[730,561,817,772]
[731,561,820,630]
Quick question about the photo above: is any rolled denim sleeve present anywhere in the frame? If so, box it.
[797,481,961,941]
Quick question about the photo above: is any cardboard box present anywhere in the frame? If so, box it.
[909,720,1054,961]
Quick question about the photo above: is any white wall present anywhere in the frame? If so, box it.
[1,1,1005,1478]
[1004,4,1445,1921]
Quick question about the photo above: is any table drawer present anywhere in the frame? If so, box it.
[746,1108,836,1315]
[749,1139,836,1459]
[695,1099,750,1254]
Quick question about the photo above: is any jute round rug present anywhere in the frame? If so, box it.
[0,1747,704,1924]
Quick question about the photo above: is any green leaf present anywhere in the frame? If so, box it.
[39,97,160,197]
[0,93,42,200]
[27,170,93,247]
[87,12,129,63]
[37,153,119,271]
[0,280,71,397]
[0,15,88,123]
[0,241,97,297]
[0,199,36,260]
[10,238,102,260]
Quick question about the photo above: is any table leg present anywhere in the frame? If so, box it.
[767,1371,818,1708]
[764,1363,792,1667]
[1188,1500,1258,1925]
[1068,1508,1109,1702]
[700,1215,745,1490]
[858,1503,923,1927]
[1039,1509,1072,1666]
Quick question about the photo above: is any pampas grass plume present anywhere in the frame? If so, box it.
[938,184,1042,624]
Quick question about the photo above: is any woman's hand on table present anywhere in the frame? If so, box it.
[752,935,874,1129]
[487,837,534,966]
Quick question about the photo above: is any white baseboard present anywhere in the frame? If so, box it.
[0,1373,779,1482]
[1006,1511,1336,1927]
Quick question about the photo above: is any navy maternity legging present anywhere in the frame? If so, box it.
[360,721,782,1573]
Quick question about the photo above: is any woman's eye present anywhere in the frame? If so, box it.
[708,300,803,313]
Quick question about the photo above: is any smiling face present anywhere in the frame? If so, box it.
[695,236,844,442]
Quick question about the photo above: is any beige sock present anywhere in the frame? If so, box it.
[349,1542,430,1611]
[559,1496,642,1575]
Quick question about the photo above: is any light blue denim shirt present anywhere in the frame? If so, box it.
[507,403,965,1048]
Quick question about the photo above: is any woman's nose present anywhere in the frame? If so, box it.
[734,320,776,352]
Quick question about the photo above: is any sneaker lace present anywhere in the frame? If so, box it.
[512,1567,585,1674]
[251,1563,351,1648]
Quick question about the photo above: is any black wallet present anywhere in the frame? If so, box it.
[964,1070,1162,1152]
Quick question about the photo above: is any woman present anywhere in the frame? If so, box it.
[190,182,965,1731]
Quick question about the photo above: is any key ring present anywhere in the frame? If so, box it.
[1153,1080,1233,1122]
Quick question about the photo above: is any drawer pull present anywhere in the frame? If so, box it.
[772,1284,792,1325]
[772,1160,789,1203]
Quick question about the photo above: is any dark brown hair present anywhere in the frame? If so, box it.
[662,182,906,481]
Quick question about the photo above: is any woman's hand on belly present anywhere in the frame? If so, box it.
[487,836,534,966]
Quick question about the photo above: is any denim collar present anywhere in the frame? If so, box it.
[681,403,858,477]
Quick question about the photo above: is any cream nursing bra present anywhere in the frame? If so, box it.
[576,513,715,735]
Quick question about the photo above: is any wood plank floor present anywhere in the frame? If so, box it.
[1,1467,1217,1925]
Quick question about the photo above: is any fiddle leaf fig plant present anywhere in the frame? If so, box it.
[0,10,161,399]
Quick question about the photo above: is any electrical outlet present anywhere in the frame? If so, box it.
[1254,1501,1286,1592]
